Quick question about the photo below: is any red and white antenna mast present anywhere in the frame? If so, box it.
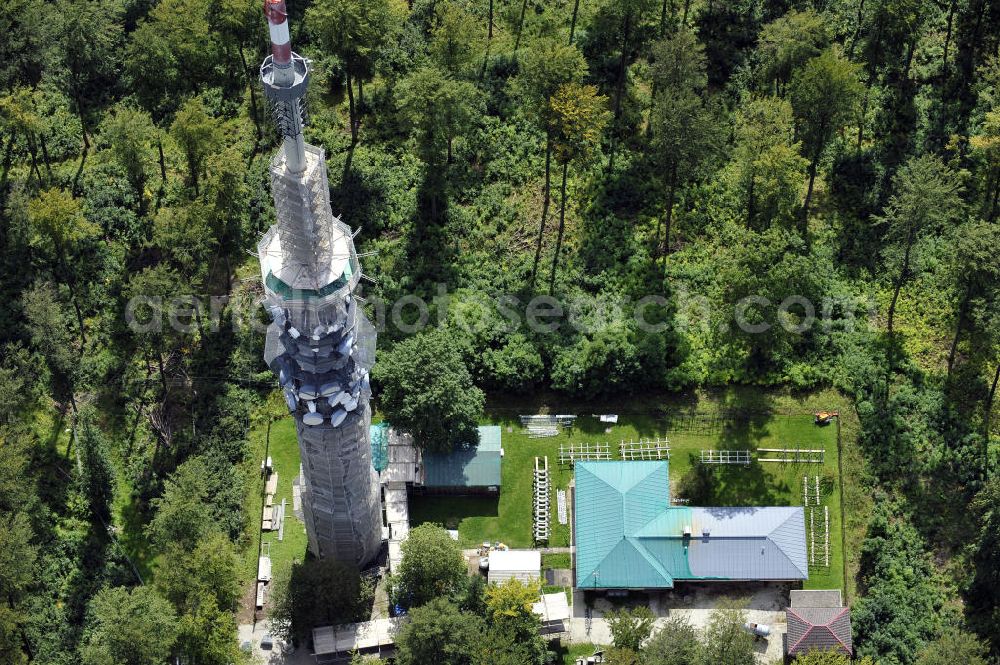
[261,0,308,172]
[264,0,292,69]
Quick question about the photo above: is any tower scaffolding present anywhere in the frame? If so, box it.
[257,0,381,567]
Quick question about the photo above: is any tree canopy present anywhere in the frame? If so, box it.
[391,523,467,609]
[375,328,484,453]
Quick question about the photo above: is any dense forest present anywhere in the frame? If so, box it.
[0,0,998,663]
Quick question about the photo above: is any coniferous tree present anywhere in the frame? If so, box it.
[649,31,720,259]
[879,155,964,337]
[515,37,587,289]
[790,47,863,237]
[547,82,609,291]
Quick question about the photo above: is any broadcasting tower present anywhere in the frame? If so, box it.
[257,0,382,567]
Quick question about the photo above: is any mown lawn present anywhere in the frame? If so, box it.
[411,392,846,593]
[240,418,309,590]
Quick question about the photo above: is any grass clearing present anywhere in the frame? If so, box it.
[411,390,848,593]
[243,389,858,598]
[240,418,309,589]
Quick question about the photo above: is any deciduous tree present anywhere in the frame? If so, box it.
[27,188,99,341]
[394,598,481,665]
[396,67,483,169]
[307,0,397,145]
[391,524,467,609]
[483,578,546,661]
[915,628,988,665]
[170,97,222,196]
[970,477,1000,642]
[605,0,656,171]
[156,531,240,613]
[642,615,703,665]
[970,107,1000,221]
[21,281,80,410]
[606,606,654,652]
[430,2,483,75]
[725,96,807,230]
[702,599,755,665]
[946,220,1000,377]
[515,38,587,288]
[791,650,876,664]
[98,105,157,207]
[756,9,829,95]
[146,457,218,550]
[649,31,721,259]
[375,328,484,453]
[44,0,124,149]
[175,593,240,665]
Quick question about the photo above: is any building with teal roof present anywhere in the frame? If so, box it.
[419,425,502,494]
[574,461,808,589]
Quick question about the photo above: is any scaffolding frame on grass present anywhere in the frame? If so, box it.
[699,449,752,465]
[802,475,821,507]
[558,442,612,465]
[758,447,825,464]
[620,437,671,460]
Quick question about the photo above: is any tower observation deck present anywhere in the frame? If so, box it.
[257,0,381,566]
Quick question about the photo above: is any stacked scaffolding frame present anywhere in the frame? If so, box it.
[533,457,550,543]
[556,489,568,525]
[802,475,821,506]
[804,475,831,570]
[521,415,577,438]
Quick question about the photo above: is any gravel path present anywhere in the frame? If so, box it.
[568,582,793,664]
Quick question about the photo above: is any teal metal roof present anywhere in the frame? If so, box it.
[422,426,502,488]
[574,461,808,589]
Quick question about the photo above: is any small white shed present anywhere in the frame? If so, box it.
[487,550,541,585]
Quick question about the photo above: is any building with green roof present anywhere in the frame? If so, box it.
[574,461,808,589]
[419,425,502,494]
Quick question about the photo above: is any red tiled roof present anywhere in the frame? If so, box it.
[786,606,853,656]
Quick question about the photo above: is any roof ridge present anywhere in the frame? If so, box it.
[767,508,809,578]
[765,540,808,579]
[787,609,853,656]
[788,622,837,654]
[574,464,627,588]
[578,463,625,498]
[831,607,850,623]
[765,506,803,535]
[830,609,853,654]
[816,624,850,654]
[627,536,674,587]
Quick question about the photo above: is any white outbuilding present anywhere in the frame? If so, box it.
[487,550,541,585]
